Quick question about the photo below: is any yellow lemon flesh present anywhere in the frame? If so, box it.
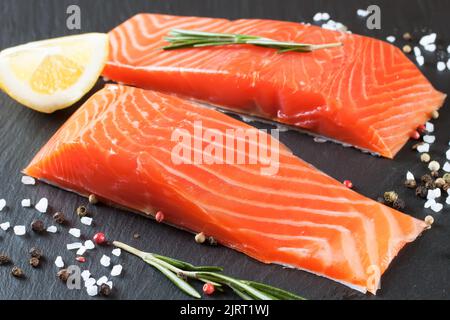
[0,33,109,113]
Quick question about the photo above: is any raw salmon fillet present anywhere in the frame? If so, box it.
[103,13,446,158]
[24,84,427,294]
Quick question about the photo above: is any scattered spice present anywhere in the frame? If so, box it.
[195,232,206,244]
[402,44,412,53]
[443,173,450,183]
[416,185,428,198]
[76,206,87,217]
[404,179,417,189]
[207,236,217,246]
[442,183,449,192]
[29,257,40,268]
[76,256,86,263]
[411,130,420,140]
[133,233,140,239]
[202,283,215,295]
[384,191,398,203]
[421,174,433,184]
[430,170,439,178]
[88,194,98,205]
[343,180,353,188]
[29,247,42,259]
[420,153,431,163]
[431,110,439,119]
[428,161,440,172]
[155,211,164,223]
[424,215,434,228]
[417,124,426,133]
[435,178,446,188]
[53,212,65,224]
[57,268,70,282]
[31,220,45,233]
[99,283,112,296]
[412,142,423,150]
[425,180,436,189]
[0,254,11,265]
[93,232,106,245]
[403,32,412,41]
[392,198,405,210]
[11,266,24,278]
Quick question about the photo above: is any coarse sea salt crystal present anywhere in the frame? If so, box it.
[417,143,430,153]
[406,171,415,181]
[431,202,443,213]
[424,198,436,208]
[97,276,108,286]
[357,9,369,17]
[447,59,450,71]
[443,162,450,172]
[423,135,436,143]
[427,188,441,200]
[437,61,446,71]
[386,36,396,43]
[446,196,450,205]
[112,248,121,257]
[425,44,437,52]
[13,225,26,236]
[80,216,93,226]
[84,277,96,287]
[0,222,10,231]
[321,13,330,20]
[21,176,35,185]
[313,12,322,21]
[86,285,98,297]
[69,228,81,238]
[111,265,123,277]
[81,270,91,281]
[425,122,434,133]
[419,33,436,46]
[100,255,111,267]
[35,198,48,213]
[414,46,422,57]
[0,199,6,211]
[448,45,450,53]
[76,246,87,256]
[46,225,57,233]
[446,149,450,160]
[67,242,83,250]
[21,199,31,207]
[416,55,425,66]
[55,256,64,268]
[84,240,95,250]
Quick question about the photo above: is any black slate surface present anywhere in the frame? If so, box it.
[0,0,449,300]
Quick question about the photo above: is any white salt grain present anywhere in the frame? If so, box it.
[427,188,441,200]
[55,256,64,268]
[97,276,108,286]
[386,36,396,43]
[406,171,415,181]
[100,255,111,267]
[313,12,322,21]
[446,196,450,205]
[13,225,26,236]
[67,242,83,250]
[76,246,87,256]
[21,176,35,185]
[443,162,450,172]
[414,46,422,57]
[80,216,93,226]
[69,228,81,238]
[423,135,436,143]
[417,143,430,153]
[321,12,330,21]
[425,44,437,52]
[84,277,96,287]
[357,9,369,17]
[0,222,10,231]
[81,270,91,281]
[21,199,31,207]
[431,202,443,213]
[86,285,98,297]
[84,240,95,250]
[35,198,48,213]
[424,198,436,208]
[111,265,123,277]
[112,248,121,257]
[419,33,436,46]
[447,59,450,71]
[425,122,434,133]
[448,45,450,53]
[0,199,6,211]
[437,61,446,71]
[416,55,425,66]
[46,225,57,233]
[446,149,450,160]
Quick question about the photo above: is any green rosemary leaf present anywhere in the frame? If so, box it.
[243,280,305,300]
[143,257,201,299]
[153,254,223,272]
[229,284,254,300]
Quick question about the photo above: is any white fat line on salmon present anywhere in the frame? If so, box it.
[170,120,280,175]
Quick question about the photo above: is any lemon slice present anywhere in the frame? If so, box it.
[0,33,108,113]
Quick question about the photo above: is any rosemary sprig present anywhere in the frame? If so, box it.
[113,241,305,300]
[162,28,342,53]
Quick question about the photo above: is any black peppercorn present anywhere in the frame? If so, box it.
[404,179,417,189]
[415,185,428,198]
[76,206,87,217]
[392,198,405,210]
[31,220,45,233]
[0,254,11,265]
[29,257,40,268]
[53,212,65,224]
[29,247,42,259]
[11,266,24,278]
[57,269,70,282]
[421,174,433,184]
[425,180,436,189]
[99,283,112,296]
[443,183,450,192]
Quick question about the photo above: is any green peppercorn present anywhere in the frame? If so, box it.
[76,206,87,217]
[384,191,398,204]
[443,173,450,184]
[88,194,98,205]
